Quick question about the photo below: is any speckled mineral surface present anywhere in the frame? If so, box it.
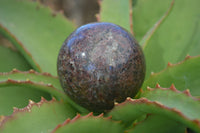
[57,22,145,111]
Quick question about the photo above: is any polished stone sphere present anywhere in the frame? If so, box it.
[57,22,145,112]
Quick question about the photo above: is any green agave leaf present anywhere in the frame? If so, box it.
[0,79,63,115]
[0,70,66,100]
[0,85,51,116]
[0,45,31,72]
[141,85,200,119]
[0,70,88,114]
[0,69,62,91]
[133,0,200,78]
[127,115,186,133]
[0,0,75,75]
[132,0,172,41]
[52,112,123,133]
[139,0,174,48]
[0,97,76,133]
[109,87,200,132]
[143,55,200,96]
[98,0,133,33]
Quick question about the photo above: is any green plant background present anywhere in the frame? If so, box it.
[0,0,200,132]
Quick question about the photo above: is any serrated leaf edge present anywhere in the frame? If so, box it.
[147,83,199,101]
[0,77,89,114]
[114,97,200,130]
[0,68,58,78]
[0,97,58,128]
[149,55,200,79]
[0,78,66,100]
[51,112,112,133]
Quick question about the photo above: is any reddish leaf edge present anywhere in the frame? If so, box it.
[0,70,89,114]
[51,112,113,133]
[140,0,175,49]
[0,97,58,128]
[112,96,200,132]
[128,0,134,35]
[0,68,58,78]
[0,78,66,101]
[111,84,200,132]
[141,55,200,97]
[0,69,63,98]
[148,55,200,79]
[0,0,76,74]
[147,83,200,101]
[0,24,42,72]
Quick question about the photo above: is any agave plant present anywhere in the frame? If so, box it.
[0,0,200,132]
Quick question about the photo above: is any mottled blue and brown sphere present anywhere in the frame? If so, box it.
[57,22,145,112]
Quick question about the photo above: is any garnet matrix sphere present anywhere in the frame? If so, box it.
[57,22,145,112]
